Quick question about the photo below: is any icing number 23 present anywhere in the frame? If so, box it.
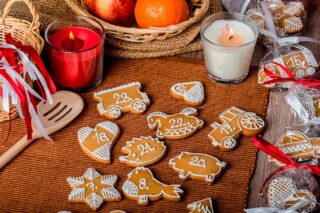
[169,118,188,129]
[139,178,149,190]
[190,156,206,168]
[114,93,133,104]
[137,143,155,156]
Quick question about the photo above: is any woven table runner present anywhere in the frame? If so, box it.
[0,58,269,212]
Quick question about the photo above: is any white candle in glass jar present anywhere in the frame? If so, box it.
[201,13,258,83]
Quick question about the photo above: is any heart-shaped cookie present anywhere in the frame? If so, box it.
[268,177,316,212]
[78,122,120,164]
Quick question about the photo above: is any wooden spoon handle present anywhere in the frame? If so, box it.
[0,135,33,170]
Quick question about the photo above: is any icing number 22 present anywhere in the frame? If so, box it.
[114,93,133,104]
[139,178,149,190]
[169,118,188,128]
[137,143,155,156]
[190,156,206,168]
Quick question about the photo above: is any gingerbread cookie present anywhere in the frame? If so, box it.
[110,211,126,213]
[147,107,204,140]
[93,82,150,119]
[269,131,320,165]
[208,107,264,151]
[187,198,214,213]
[67,168,121,211]
[119,136,166,167]
[258,48,319,87]
[122,167,183,205]
[170,81,204,106]
[268,177,316,212]
[169,152,226,184]
[78,121,120,164]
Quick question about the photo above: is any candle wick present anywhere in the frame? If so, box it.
[229,36,234,40]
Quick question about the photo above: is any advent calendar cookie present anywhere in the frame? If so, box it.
[78,121,120,164]
[67,168,121,211]
[169,152,226,184]
[119,136,166,167]
[187,198,214,213]
[269,131,320,164]
[122,167,183,205]
[170,81,205,106]
[147,107,204,140]
[93,82,150,119]
[267,177,316,212]
[258,48,318,87]
[208,107,264,151]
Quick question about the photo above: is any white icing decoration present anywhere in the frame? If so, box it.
[93,82,150,118]
[170,82,204,104]
[268,177,316,212]
[86,192,104,210]
[78,122,120,162]
[67,168,121,210]
[119,136,166,166]
[208,107,264,150]
[102,187,121,200]
[187,198,214,213]
[169,152,226,184]
[122,167,183,204]
[147,108,203,139]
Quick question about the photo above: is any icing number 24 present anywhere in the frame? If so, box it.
[114,92,132,104]
[137,142,155,156]
[190,156,206,168]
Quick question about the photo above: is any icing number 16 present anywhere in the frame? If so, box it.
[190,156,206,168]
[286,55,304,67]
[169,118,188,128]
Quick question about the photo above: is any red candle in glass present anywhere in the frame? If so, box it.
[45,16,105,91]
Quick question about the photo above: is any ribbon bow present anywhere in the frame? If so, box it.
[263,62,320,88]
[0,33,56,140]
[251,136,320,187]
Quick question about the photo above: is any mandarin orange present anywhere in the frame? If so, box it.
[134,0,190,28]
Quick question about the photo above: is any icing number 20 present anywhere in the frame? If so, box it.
[139,178,149,190]
[169,118,188,128]
[190,156,206,168]
[114,93,133,104]
[137,143,155,156]
[93,132,110,143]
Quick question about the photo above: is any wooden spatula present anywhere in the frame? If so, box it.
[0,90,84,170]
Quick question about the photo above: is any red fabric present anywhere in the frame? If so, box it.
[263,62,320,87]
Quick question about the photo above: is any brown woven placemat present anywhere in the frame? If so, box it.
[0,57,269,212]
[0,0,222,58]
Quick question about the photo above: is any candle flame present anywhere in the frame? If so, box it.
[69,31,74,40]
[229,27,234,34]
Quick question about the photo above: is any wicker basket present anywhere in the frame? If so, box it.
[0,0,43,122]
[65,0,210,43]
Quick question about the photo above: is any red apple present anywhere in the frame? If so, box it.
[85,0,136,27]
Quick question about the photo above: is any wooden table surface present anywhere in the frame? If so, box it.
[183,0,320,209]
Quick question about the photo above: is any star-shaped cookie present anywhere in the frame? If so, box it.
[67,168,121,211]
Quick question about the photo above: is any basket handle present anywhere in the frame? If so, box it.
[2,0,40,32]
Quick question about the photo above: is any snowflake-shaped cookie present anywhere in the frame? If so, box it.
[66,168,121,211]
